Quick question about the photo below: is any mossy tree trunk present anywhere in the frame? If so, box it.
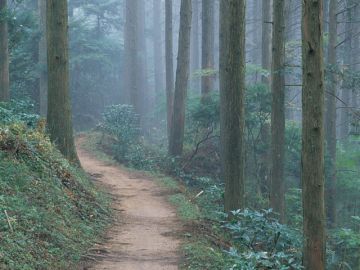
[301,0,326,268]
[46,0,79,164]
[270,0,285,223]
[325,0,337,228]
[169,0,192,156]
[165,0,174,143]
[219,0,246,212]
[0,0,9,102]
[201,0,214,100]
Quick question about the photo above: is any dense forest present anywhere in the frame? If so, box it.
[0,0,359,269]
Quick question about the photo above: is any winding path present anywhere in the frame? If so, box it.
[77,140,181,270]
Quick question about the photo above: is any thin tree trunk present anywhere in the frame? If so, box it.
[220,0,246,212]
[339,1,352,140]
[153,0,164,101]
[169,0,192,156]
[325,0,337,228]
[190,0,200,92]
[46,0,79,163]
[270,0,285,223]
[38,0,47,116]
[201,0,214,99]
[301,0,326,268]
[165,0,174,142]
[0,0,9,101]
[261,0,272,85]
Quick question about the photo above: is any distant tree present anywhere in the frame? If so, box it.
[168,0,192,156]
[325,0,337,228]
[153,0,164,101]
[201,0,215,100]
[46,0,79,163]
[270,0,285,223]
[38,0,47,116]
[219,0,246,212]
[0,0,9,101]
[261,0,272,85]
[301,0,326,268]
[165,0,174,140]
[190,0,200,92]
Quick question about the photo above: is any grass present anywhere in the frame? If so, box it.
[0,124,111,269]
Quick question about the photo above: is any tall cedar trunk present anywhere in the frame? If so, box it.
[270,0,285,223]
[339,2,352,140]
[46,0,79,163]
[165,0,174,141]
[301,0,326,269]
[153,0,164,101]
[261,0,272,85]
[190,0,200,92]
[168,0,192,156]
[325,0,337,228]
[0,0,9,101]
[220,0,246,212]
[201,0,214,99]
[352,4,359,134]
[38,0,47,116]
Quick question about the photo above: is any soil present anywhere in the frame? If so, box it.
[77,140,181,270]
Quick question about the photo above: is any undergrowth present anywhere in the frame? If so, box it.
[0,113,111,269]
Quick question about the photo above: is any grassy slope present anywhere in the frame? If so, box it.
[0,124,111,269]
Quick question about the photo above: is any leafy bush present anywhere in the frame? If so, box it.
[223,209,303,270]
[0,100,39,127]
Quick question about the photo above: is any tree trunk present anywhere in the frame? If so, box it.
[339,1,352,140]
[219,0,246,212]
[165,0,174,143]
[201,0,214,99]
[169,0,192,156]
[261,0,272,85]
[325,0,337,228]
[190,0,200,92]
[0,0,9,101]
[38,0,47,116]
[153,0,164,101]
[270,0,285,223]
[301,0,326,268]
[46,0,79,163]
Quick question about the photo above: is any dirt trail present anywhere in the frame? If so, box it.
[77,141,181,270]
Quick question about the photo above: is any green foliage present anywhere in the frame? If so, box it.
[0,100,39,126]
[169,193,200,221]
[223,209,303,270]
[0,123,110,269]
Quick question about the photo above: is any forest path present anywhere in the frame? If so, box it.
[77,138,181,270]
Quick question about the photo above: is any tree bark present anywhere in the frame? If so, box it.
[339,1,352,140]
[0,0,9,101]
[325,0,337,228]
[190,0,200,92]
[201,0,214,99]
[38,0,47,116]
[301,0,326,268]
[169,0,192,156]
[270,0,285,223]
[46,0,79,163]
[153,0,164,101]
[220,0,246,212]
[261,0,272,85]
[165,0,174,141]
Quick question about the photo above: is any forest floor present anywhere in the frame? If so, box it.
[77,138,182,270]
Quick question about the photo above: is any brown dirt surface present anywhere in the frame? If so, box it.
[77,139,182,270]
